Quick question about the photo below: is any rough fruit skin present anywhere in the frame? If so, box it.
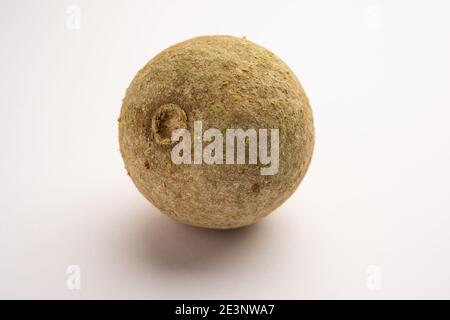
[119,35,314,229]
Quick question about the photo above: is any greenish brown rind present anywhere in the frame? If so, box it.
[119,35,314,229]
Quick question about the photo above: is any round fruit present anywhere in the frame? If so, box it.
[119,35,314,229]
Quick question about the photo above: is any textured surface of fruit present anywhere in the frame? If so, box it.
[119,35,314,229]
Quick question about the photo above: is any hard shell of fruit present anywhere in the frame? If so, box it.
[119,35,314,229]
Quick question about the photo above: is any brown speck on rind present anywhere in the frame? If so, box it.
[251,183,260,194]
[118,35,315,229]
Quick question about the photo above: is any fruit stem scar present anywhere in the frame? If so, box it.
[151,103,187,145]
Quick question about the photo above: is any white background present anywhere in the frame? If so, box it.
[1,0,449,299]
